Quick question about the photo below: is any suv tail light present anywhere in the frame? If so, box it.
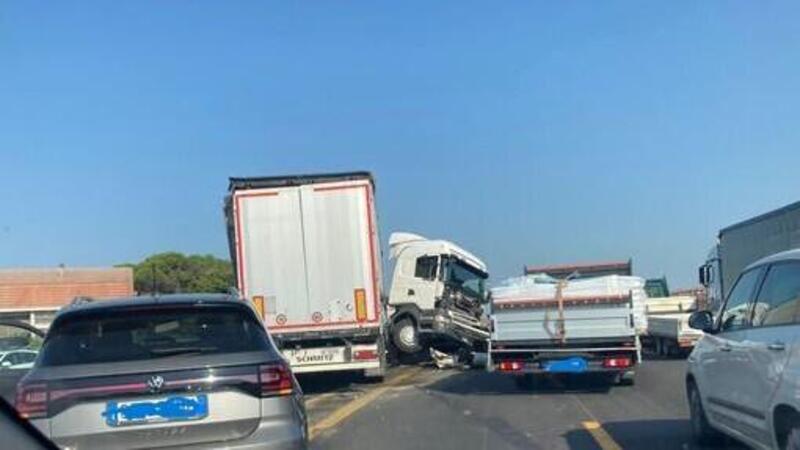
[259,363,293,397]
[15,382,49,419]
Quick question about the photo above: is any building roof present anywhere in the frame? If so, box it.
[0,267,134,309]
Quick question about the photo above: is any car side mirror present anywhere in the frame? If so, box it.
[0,361,11,368]
[689,310,715,333]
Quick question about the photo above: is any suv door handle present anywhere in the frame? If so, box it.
[768,341,786,351]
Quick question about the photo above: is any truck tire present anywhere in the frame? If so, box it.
[618,371,635,386]
[688,382,722,445]
[655,338,666,357]
[392,318,422,354]
[785,425,800,450]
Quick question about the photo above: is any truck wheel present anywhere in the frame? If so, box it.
[618,371,635,386]
[653,338,662,356]
[784,425,800,450]
[392,318,422,354]
[688,382,722,445]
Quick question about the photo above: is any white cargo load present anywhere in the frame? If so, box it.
[491,274,648,335]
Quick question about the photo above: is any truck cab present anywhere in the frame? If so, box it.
[699,245,723,313]
[387,232,490,355]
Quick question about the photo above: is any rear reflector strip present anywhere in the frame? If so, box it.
[353,349,378,361]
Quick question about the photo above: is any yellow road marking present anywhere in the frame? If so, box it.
[573,395,623,450]
[308,367,422,440]
[582,421,623,450]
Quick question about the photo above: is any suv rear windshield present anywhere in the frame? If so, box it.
[39,304,272,367]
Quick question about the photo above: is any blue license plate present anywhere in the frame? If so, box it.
[103,394,209,427]
[543,357,588,373]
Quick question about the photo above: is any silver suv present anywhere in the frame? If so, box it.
[686,249,800,450]
[16,294,307,450]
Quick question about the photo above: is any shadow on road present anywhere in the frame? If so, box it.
[426,370,614,396]
[296,371,364,395]
[298,359,430,395]
[563,418,747,450]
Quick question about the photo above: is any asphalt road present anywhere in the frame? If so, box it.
[301,356,746,450]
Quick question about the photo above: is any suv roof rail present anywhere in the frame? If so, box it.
[70,296,95,305]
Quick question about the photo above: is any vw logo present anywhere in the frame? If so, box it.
[147,375,165,393]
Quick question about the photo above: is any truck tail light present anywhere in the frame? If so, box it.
[353,349,378,361]
[259,363,294,397]
[498,360,524,372]
[354,289,367,322]
[602,357,632,368]
[15,382,49,419]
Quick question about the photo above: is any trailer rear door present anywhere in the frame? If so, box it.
[234,187,310,329]
[301,184,380,327]
[232,179,380,333]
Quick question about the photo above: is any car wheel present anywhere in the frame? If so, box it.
[688,382,722,445]
[784,425,800,450]
[392,318,422,354]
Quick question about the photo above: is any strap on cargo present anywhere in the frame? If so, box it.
[556,279,567,344]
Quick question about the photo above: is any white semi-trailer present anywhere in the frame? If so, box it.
[225,172,386,379]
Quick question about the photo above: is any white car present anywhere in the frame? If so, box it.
[0,350,38,370]
[687,248,800,450]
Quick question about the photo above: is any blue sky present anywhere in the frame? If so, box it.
[2,2,800,287]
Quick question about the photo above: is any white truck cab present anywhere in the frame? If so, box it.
[387,232,490,355]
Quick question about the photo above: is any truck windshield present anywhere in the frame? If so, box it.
[445,259,487,299]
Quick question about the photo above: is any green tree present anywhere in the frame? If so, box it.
[118,252,234,294]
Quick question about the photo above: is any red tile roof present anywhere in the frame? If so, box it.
[0,268,134,309]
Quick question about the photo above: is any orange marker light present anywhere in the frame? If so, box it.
[354,289,367,322]
[252,295,265,319]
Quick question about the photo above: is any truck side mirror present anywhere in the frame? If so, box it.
[698,266,709,287]
[688,310,715,333]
